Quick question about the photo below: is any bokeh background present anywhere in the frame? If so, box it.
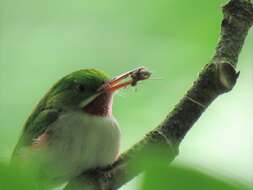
[0,0,252,189]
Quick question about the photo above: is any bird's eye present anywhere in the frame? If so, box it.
[76,84,86,92]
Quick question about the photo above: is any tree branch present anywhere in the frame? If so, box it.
[64,0,253,189]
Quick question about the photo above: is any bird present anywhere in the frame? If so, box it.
[11,68,151,189]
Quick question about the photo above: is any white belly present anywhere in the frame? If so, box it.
[35,112,120,184]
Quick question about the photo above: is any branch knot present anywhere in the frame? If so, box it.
[216,62,240,92]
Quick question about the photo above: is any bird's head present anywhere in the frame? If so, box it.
[45,68,149,117]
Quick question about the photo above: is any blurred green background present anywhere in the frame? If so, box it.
[0,0,252,189]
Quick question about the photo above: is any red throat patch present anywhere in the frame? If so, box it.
[83,93,113,117]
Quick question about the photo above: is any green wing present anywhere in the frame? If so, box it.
[12,109,60,158]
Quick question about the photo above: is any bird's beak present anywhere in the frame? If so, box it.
[80,67,151,108]
[98,67,151,93]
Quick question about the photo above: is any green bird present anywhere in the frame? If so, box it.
[11,68,150,189]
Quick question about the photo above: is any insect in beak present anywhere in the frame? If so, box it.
[98,67,152,93]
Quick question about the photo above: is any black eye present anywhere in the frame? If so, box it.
[76,84,86,92]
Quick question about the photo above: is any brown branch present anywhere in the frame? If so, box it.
[64,0,253,190]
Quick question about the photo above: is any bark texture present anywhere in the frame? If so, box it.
[65,0,253,189]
